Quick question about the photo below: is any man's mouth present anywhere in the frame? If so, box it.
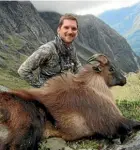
[66,35,73,38]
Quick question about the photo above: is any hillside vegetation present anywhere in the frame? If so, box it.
[112,72,140,102]
[0,68,30,89]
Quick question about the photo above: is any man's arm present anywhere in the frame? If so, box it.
[18,44,52,87]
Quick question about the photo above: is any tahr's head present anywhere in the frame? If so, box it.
[87,54,126,87]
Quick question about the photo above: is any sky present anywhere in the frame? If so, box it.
[31,0,140,16]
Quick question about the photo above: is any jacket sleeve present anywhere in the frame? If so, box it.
[18,43,52,86]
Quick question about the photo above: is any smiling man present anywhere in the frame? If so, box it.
[18,14,82,88]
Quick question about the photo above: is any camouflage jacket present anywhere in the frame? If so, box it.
[18,39,82,87]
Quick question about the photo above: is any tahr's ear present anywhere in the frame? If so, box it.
[87,54,109,72]
[91,61,102,73]
[96,55,108,65]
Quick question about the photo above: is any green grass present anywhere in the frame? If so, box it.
[111,72,140,101]
[117,100,140,121]
[0,68,30,89]
[39,138,104,150]
[67,140,104,150]
[3,35,25,51]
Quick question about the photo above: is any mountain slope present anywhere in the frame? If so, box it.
[0,1,139,82]
[0,1,55,74]
[99,2,140,56]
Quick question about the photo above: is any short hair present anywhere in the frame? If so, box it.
[58,14,78,28]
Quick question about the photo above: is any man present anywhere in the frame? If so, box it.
[18,14,82,88]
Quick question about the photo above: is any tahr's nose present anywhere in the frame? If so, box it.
[120,76,126,86]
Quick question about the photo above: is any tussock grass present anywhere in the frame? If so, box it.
[112,72,140,121]
[117,100,140,120]
[111,72,140,101]
[0,68,30,89]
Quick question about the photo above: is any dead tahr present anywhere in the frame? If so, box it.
[0,54,140,149]
[0,92,55,150]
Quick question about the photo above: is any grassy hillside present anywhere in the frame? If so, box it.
[112,72,140,101]
[0,68,30,89]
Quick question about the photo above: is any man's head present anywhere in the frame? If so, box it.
[57,14,78,45]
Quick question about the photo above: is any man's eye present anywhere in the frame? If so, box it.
[64,26,69,29]
[72,27,77,31]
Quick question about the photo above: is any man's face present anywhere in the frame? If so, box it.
[57,19,78,45]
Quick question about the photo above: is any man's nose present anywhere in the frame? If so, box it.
[68,28,73,34]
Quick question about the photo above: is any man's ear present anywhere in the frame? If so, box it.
[57,27,60,33]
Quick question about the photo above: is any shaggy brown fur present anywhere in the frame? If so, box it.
[1,54,140,146]
[0,92,54,150]
[11,54,140,142]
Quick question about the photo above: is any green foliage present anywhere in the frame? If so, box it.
[117,99,140,120]
[0,68,30,89]
[0,35,28,75]
[111,72,140,101]
[38,140,48,150]
[3,35,25,51]
[39,138,103,150]
[67,140,103,150]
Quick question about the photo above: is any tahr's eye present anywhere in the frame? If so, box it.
[109,67,115,72]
